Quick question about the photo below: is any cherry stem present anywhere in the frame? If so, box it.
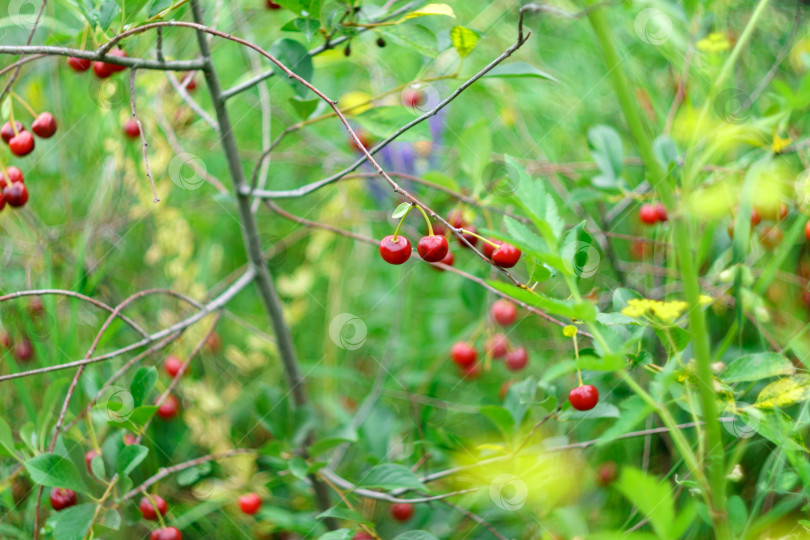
[413,204,434,236]
[0,155,9,180]
[573,333,583,386]
[392,204,414,242]
[10,92,37,119]
[143,491,167,529]
[7,106,18,136]
[459,228,499,248]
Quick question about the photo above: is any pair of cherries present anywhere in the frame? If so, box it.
[1,112,57,157]
[639,202,668,225]
[0,166,28,210]
[379,234,449,265]
[68,49,127,79]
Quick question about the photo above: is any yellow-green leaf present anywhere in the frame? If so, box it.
[450,26,478,57]
[398,3,455,23]
[754,375,810,409]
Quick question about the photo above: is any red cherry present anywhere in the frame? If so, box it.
[390,502,414,522]
[779,203,789,220]
[1,167,25,185]
[639,204,658,225]
[123,433,137,445]
[492,243,521,268]
[181,73,197,91]
[9,131,34,156]
[1,121,25,143]
[450,342,477,367]
[106,49,128,73]
[402,88,424,108]
[490,300,517,326]
[0,190,4,212]
[156,395,180,420]
[351,132,373,153]
[460,362,481,379]
[13,338,33,361]
[93,61,114,79]
[266,0,282,8]
[457,226,479,248]
[68,57,92,72]
[484,333,509,359]
[417,235,449,262]
[32,112,57,138]
[164,355,185,378]
[353,532,374,540]
[432,250,454,271]
[379,235,411,265]
[3,182,28,207]
[447,209,466,228]
[505,346,529,371]
[568,384,599,411]
[654,203,668,222]
[751,208,762,226]
[84,449,99,474]
[595,461,618,487]
[124,119,141,139]
[49,488,77,511]
[139,495,168,520]
[238,493,263,515]
[151,528,182,540]
[0,332,10,348]
[483,240,501,259]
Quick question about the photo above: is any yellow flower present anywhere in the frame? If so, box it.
[772,134,792,154]
[699,295,714,306]
[697,32,731,53]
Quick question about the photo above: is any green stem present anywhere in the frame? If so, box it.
[392,205,414,242]
[459,228,499,248]
[586,3,731,536]
[414,204,434,236]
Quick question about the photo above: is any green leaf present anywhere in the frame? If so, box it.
[722,353,795,383]
[280,17,321,40]
[52,503,95,540]
[755,375,810,409]
[290,96,319,120]
[359,464,427,491]
[383,24,439,58]
[397,3,454,22]
[289,456,309,481]
[653,135,679,168]
[488,280,597,322]
[130,366,157,406]
[116,444,148,477]
[317,530,353,540]
[394,532,439,540]
[567,402,620,419]
[146,0,171,18]
[392,202,412,219]
[269,38,314,97]
[98,0,119,30]
[596,396,653,446]
[450,26,478,57]
[460,271,485,313]
[588,125,623,189]
[25,453,87,494]
[354,107,432,142]
[615,467,674,539]
[480,405,515,436]
[485,62,557,81]
[316,506,369,523]
[309,435,356,456]
[560,222,599,278]
[503,377,536,426]
[500,217,549,254]
[0,417,16,458]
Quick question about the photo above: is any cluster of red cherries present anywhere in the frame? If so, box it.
[379,207,522,269]
[0,106,57,211]
[45,334,264,539]
[450,299,530,380]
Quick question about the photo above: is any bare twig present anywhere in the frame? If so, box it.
[129,68,159,202]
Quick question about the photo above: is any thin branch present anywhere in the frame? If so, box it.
[0,46,204,71]
[129,68,159,203]
[0,0,48,105]
[319,468,478,504]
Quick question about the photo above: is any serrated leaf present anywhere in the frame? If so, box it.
[450,26,477,57]
[25,453,87,494]
[755,375,810,409]
[501,216,549,253]
[488,280,597,322]
[722,353,795,383]
[484,62,557,81]
[359,464,427,491]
